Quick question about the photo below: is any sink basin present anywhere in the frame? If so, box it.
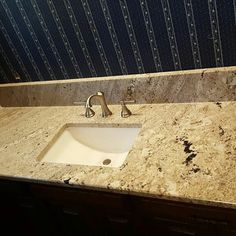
[39,125,141,168]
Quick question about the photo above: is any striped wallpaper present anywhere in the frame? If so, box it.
[0,0,235,83]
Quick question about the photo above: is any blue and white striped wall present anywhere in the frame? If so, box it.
[0,0,235,83]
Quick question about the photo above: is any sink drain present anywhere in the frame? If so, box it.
[103,159,111,165]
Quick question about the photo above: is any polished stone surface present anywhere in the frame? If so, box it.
[0,102,236,208]
[0,66,236,107]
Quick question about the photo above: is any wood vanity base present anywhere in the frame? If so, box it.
[1,180,236,236]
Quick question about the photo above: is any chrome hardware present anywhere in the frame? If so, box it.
[85,91,112,118]
[120,100,135,118]
[74,101,96,117]
[85,106,96,118]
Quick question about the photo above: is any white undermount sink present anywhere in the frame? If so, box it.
[39,125,141,168]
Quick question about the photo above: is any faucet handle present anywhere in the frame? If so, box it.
[120,100,135,118]
[73,101,95,118]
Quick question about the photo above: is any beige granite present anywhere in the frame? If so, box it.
[0,66,236,107]
[0,102,236,209]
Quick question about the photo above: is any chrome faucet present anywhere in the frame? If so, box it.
[120,100,135,118]
[85,91,112,118]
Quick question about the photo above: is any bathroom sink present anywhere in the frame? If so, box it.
[39,125,141,168]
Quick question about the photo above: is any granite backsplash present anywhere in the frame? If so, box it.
[0,66,235,107]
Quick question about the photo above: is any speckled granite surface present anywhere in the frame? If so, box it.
[0,66,236,106]
[0,102,236,208]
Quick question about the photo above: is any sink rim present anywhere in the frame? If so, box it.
[37,123,142,165]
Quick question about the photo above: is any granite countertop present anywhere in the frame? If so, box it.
[0,102,236,208]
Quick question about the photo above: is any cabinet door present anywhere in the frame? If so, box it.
[29,184,133,235]
[44,203,135,236]
[133,215,217,236]
[0,180,49,236]
[223,230,236,236]
[44,204,97,236]
[106,213,135,236]
[131,196,236,236]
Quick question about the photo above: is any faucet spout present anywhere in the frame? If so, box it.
[85,92,112,118]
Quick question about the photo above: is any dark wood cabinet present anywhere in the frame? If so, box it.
[0,180,53,236]
[131,197,236,236]
[1,179,236,236]
[29,183,134,236]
